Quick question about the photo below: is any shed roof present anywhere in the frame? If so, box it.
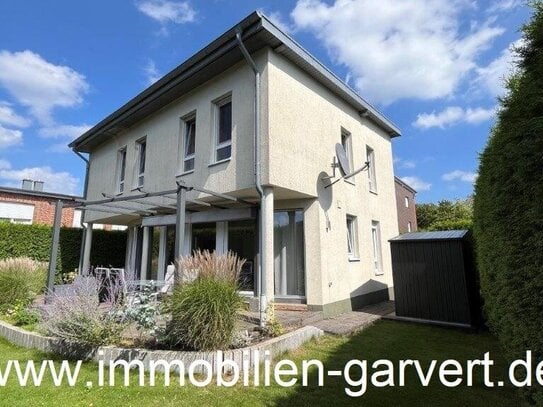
[389,230,469,242]
[69,11,401,153]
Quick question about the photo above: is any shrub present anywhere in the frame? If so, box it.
[166,251,245,350]
[4,299,40,327]
[0,257,47,311]
[39,276,126,346]
[113,282,161,337]
[473,3,543,404]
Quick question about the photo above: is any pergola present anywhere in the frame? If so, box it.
[46,180,258,296]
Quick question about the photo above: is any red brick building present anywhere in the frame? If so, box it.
[394,176,417,234]
[0,181,80,227]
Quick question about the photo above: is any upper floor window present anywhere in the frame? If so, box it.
[214,95,232,162]
[341,129,353,180]
[135,137,146,188]
[404,196,409,208]
[366,146,377,193]
[346,215,359,260]
[116,146,127,194]
[182,115,196,173]
[371,220,383,274]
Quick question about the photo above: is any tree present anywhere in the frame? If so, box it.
[416,198,473,231]
[473,2,543,404]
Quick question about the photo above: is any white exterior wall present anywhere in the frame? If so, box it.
[267,50,398,313]
[85,51,268,223]
[83,47,399,314]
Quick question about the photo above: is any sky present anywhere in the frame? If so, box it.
[0,0,532,202]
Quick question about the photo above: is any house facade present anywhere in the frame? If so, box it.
[70,12,401,316]
[394,177,418,234]
[0,182,78,227]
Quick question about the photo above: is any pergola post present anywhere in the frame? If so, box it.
[82,222,93,274]
[174,184,187,281]
[260,186,274,320]
[46,200,63,299]
[140,226,150,282]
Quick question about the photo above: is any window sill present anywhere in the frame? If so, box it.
[374,270,384,276]
[348,257,360,262]
[369,189,378,195]
[177,169,194,177]
[344,179,355,186]
[208,158,231,168]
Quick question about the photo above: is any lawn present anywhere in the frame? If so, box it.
[0,320,522,406]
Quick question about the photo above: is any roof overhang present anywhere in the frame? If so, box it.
[70,11,401,153]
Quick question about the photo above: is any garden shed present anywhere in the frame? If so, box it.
[389,230,480,328]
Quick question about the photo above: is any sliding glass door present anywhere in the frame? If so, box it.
[274,210,305,298]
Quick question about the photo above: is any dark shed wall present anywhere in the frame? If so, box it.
[390,236,477,326]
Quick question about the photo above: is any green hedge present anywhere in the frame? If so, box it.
[0,223,127,275]
[473,3,543,405]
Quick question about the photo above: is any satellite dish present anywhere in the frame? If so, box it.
[335,143,350,176]
[321,142,370,189]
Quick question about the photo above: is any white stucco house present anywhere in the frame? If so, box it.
[69,11,401,317]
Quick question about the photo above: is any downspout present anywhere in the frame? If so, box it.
[73,148,90,274]
[235,29,267,327]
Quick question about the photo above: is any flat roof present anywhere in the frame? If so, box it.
[389,230,469,242]
[0,185,81,201]
[70,11,401,153]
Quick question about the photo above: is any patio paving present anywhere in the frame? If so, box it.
[312,301,395,335]
[240,301,395,335]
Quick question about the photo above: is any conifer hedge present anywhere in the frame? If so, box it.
[0,223,126,275]
[473,3,543,404]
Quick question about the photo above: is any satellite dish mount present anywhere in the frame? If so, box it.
[322,143,370,188]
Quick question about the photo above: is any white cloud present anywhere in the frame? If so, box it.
[0,125,23,149]
[413,106,495,129]
[136,0,196,24]
[266,11,293,34]
[441,170,477,184]
[0,160,79,194]
[39,124,92,140]
[0,102,30,128]
[442,170,478,183]
[143,59,162,85]
[0,159,10,170]
[0,50,89,124]
[474,39,522,98]
[400,176,431,191]
[487,0,523,13]
[291,0,504,105]
[393,156,416,169]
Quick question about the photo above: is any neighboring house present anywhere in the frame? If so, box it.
[0,180,78,227]
[394,177,417,233]
[0,179,124,230]
[69,12,401,317]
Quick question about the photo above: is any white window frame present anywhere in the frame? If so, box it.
[134,137,147,189]
[404,196,409,208]
[179,113,196,174]
[371,220,383,275]
[341,129,354,183]
[366,146,377,193]
[346,215,359,260]
[116,146,127,194]
[212,94,232,164]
